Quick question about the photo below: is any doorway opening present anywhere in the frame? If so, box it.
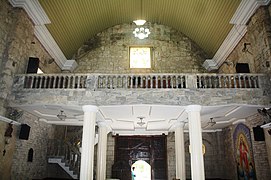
[131,160,151,180]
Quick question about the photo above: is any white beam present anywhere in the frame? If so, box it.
[8,0,77,71]
[204,0,271,71]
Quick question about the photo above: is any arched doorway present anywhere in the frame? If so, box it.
[131,160,151,180]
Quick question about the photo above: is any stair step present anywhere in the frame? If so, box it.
[48,157,78,179]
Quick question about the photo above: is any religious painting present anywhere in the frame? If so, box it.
[233,123,256,180]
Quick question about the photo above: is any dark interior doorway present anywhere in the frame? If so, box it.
[112,135,167,180]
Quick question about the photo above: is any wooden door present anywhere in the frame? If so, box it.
[112,135,167,180]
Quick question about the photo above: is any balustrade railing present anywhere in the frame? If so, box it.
[16,73,264,90]
[97,74,186,89]
[23,74,87,89]
[47,139,81,176]
[196,74,260,88]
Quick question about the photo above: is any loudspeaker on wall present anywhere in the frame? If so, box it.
[253,126,265,141]
[19,124,31,140]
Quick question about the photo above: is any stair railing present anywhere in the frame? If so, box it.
[47,139,81,176]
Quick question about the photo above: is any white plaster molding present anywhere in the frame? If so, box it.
[204,0,270,71]
[62,60,78,72]
[201,129,222,133]
[97,121,112,133]
[34,25,67,68]
[203,59,218,71]
[0,115,21,125]
[9,0,78,71]
[170,121,186,131]
[39,118,83,126]
[8,0,50,25]
[230,0,271,25]
[203,25,247,71]
[82,105,99,113]
[185,105,202,112]
[232,119,246,125]
[261,122,271,128]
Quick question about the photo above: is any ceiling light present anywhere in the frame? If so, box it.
[133,27,150,39]
[132,0,150,39]
[133,20,146,26]
[137,117,146,126]
[57,110,66,121]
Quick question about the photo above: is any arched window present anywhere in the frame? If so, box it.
[27,148,34,162]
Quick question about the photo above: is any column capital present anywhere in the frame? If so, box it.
[175,121,186,128]
[97,121,107,127]
[82,105,98,113]
[185,105,201,113]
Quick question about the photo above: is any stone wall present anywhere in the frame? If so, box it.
[219,6,271,75]
[10,111,54,180]
[106,133,115,179]
[218,6,271,179]
[167,131,226,180]
[246,115,271,180]
[0,0,60,178]
[73,23,208,74]
[167,132,176,179]
[264,126,271,173]
[0,0,60,107]
[0,0,60,115]
[0,121,18,180]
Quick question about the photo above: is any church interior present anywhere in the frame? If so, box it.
[0,0,271,179]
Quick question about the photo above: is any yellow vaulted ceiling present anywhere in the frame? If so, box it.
[39,0,241,59]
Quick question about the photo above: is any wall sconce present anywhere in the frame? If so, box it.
[3,123,13,156]
[4,123,13,138]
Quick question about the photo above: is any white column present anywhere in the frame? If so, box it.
[96,122,108,180]
[80,105,98,180]
[185,105,205,180]
[175,121,186,180]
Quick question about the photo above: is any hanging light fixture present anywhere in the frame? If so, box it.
[137,117,146,126]
[133,0,150,39]
[57,110,67,121]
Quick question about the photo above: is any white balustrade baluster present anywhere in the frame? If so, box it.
[52,76,57,88]
[124,76,127,88]
[135,76,138,88]
[107,77,110,89]
[67,76,70,88]
[34,76,38,88]
[218,76,221,88]
[208,76,211,88]
[77,76,81,89]
[197,76,201,88]
[166,76,169,88]
[72,76,75,88]
[203,76,207,88]
[130,76,133,88]
[228,76,232,88]
[29,76,34,88]
[248,76,252,88]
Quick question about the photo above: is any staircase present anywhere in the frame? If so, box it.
[48,156,79,179]
[47,134,99,179]
[47,140,81,179]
